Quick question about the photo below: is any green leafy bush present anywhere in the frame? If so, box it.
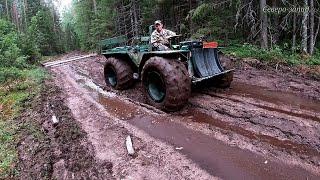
[306,50,320,65]
[192,3,213,22]
[0,68,23,83]
[223,43,320,66]
[19,33,41,64]
[28,9,61,56]
[0,20,27,69]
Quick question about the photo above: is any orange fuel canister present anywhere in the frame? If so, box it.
[203,42,218,48]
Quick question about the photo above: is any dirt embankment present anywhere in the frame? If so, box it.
[16,80,113,179]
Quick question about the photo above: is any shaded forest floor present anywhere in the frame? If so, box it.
[3,52,320,179]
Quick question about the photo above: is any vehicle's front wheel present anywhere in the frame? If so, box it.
[104,57,134,90]
[142,57,191,112]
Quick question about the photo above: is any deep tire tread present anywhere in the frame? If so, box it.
[142,57,191,112]
[104,57,134,90]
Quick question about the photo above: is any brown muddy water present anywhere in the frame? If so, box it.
[205,93,320,123]
[182,109,319,157]
[227,82,320,113]
[97,93,319,180]
[202,81,320,123]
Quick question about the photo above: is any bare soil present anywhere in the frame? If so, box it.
[16,52,320,179]
[16,80,113,179]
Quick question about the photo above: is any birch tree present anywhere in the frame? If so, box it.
[301,0,309,54]
[260,0,268,49]
[309,0,315,54]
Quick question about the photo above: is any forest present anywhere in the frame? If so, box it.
[0,0,320,178]
[0,0,319,67]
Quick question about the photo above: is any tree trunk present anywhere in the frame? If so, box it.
[260,0,268,49]
[314,17,320,50]
[292,0,297,52]
[23,0,28,30]
[92,0,97,14]
[272,0,279,45]
[172,0,177,31]
[188,0,194,35]
[301,0,308,54]
[309,0,315,55]
[12,0,20,32]
[132,0,139,37]
[5,0,9,20]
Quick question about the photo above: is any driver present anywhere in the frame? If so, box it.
[151,20,176,51]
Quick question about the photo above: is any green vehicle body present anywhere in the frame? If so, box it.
[100,26,233,84]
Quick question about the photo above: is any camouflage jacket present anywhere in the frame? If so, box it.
[151,29,176,47]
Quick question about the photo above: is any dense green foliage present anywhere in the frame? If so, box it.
[0,0,56,177]
[0,19,26,68]
[223,44,320,65]
[65,0,319,65]
[63,0,115,50]
[0,18,47,177]
[28,10,60,55]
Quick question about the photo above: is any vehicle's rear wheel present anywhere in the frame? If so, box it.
[142,57,191,112]
[104,57,134,90]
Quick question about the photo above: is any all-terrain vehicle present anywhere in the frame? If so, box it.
[100,26,234,111]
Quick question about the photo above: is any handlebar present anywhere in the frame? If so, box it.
[167,34,182,40]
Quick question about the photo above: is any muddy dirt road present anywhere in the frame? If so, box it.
[44,53,320,179]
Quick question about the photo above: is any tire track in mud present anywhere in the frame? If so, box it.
[50,65,215,180]
[226,81,320,112]
[234,66,320,102]
[81,57,320,137]
[76,55,320,148]
[94,83,319,179]
[202,91,320,123]
[59,54,320,178]
[181,106,319,157]
[189,92,320,154]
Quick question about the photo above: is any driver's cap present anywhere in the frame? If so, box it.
[154,20,162,25]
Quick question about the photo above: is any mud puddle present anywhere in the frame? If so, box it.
[254,104,320,122]
[96,93,318,179]
[204,93,320,123]
[226,82,320,112]
[181,109,319,157]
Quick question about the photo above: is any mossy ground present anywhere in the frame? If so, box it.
[0,67,47,178]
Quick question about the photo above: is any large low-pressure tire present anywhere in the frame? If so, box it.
[104,57,134,90]
[142,57,191,112]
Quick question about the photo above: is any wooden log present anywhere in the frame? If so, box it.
[43,54,97,67]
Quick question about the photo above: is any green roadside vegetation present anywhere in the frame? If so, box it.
[222,43,320,66]
[0,19,47,178]
[0,67,46,178]
[0,0,66,176]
